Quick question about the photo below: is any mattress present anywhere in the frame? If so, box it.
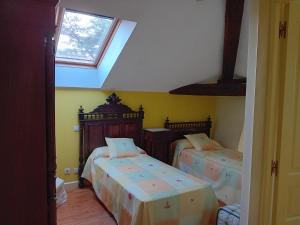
[172,139,243,205]
[82,149,218,225]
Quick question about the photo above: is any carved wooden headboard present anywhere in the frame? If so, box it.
[78,93,144,187]
[164,116,212,142]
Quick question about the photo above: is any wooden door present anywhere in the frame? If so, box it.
[275,1,300,224]
[1,24,48,225]
[0,1,57,225]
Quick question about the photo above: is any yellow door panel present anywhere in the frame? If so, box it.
[285,220,300,225]
[287,185,300,216]
[293,85,300,170]
[275,1,300,225]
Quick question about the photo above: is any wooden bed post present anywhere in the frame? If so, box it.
[164,117,170,128]
[207,115,212,137]
[78,106,85,188]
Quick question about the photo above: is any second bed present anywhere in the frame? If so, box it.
[171,139,242,205]
[165,119,243,205]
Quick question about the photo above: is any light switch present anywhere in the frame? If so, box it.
[73,168,79,174]
[73,125,80,132]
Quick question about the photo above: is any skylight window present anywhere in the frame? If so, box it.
[56,10,117,66]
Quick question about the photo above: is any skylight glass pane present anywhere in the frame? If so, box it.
[56,10,114,64]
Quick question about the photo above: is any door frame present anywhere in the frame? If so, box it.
[240,0,265,223]
[241,0,289,224]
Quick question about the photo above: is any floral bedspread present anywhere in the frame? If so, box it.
[172,140,243,205]
[82,150,218,225]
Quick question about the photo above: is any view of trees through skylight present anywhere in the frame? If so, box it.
[56,10,115,65]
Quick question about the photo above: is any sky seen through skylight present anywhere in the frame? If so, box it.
[56,10,114,64]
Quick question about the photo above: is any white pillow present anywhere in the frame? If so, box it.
[184,133,223,151]
[105,137,139,158]
[184,133,210,150]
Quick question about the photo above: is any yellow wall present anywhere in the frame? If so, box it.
[55,88,216,181]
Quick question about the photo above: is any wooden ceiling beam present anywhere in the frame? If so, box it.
[169,82,246,96]
[169,0,245,96]
[222,0,245,82]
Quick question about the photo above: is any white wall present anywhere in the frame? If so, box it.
[214,96,245,150]
[59,0,248,92]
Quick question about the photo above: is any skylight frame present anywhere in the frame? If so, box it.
[55,9,120,68]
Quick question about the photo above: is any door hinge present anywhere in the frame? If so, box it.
[279,21,287,39]
[271,160,279,176]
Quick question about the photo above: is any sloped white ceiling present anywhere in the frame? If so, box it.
[59,0,248,92]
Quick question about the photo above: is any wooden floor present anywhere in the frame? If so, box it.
[57,188,117,225]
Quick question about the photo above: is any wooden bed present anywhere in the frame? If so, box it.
[165,118,243,205]
[78,92,144,187]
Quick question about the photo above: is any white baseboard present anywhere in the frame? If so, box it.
[64,180,79,191]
